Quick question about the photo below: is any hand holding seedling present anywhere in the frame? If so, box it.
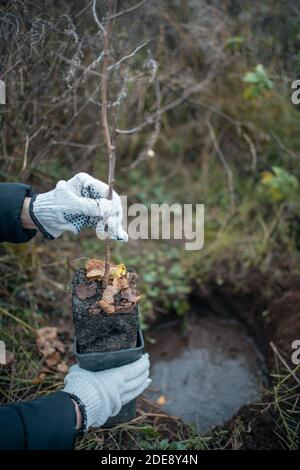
[64,354,150,430]
[27,172,128,241]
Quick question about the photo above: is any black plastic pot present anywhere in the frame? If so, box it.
[74,328,144,426]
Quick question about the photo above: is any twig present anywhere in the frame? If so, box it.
[52,141,101,148]
[205,118,235,213]
[269,130,298,161]
[92,0,105,35]
[242,131,257,171]
[108,40,150,71]
[117,76,212,135]
[20,134,29,175]
[107,0,147,20]
[99,0,115,288]
[128,59,161,170]
[270,341,300,387]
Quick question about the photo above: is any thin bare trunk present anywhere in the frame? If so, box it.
[100,0,116,288]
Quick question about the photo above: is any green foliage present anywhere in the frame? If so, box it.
[243,64,273,99]
[141,437,188,450]
[165,136,185,156]
[225,36,244,50]
[258,166,299,203]
[114,244,191,320]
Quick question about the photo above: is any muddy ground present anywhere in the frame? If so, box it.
[63,260,300,449]
[185,262,300,450]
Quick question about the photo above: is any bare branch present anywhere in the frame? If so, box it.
[92,0,105,34]
[242,131,257,172]
[206,118,235,214]
[108,40,150,71]
[128,60,161,169]
[107,0,147,20]
[100,0,116,288]
[20,134,29,175]
[117,76,213,135]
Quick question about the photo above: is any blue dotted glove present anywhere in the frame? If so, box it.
[30,173,128,241]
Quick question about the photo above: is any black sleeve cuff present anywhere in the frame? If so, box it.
[0,183,37,243]
[68,393,87,437]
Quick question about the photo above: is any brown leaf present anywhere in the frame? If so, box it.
[120,287,141,304]
[102,285,118,304]
[126,271,137,288]
[76,282,97,300]
[31,372,46,385]
[45,351,61,367]
[52,339,65,354]
[86,268,104,280]
[114,302,135,313]
[85,258,126,280]
[36,326,65,360]
[157,395,167,406]
[98,300,116,314]
[57,361,68,374]
[112,276,129,291]
[85,258,105,273]
[88,307,101,316]
[36,326,57,344]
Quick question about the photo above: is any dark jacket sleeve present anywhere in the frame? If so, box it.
[0,183,37,243]
[0,391,77,449]
[0,184,77,449]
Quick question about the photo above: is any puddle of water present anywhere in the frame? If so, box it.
[145,314,264,433]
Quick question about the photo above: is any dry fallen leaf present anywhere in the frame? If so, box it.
[36,327,65,368]
[111,263,126,278]
[112,276,129,290]
[102,285,118,304]
[126,271,137,288]
[45,351,61,367]
[88,307,101,316]
[31,372,46,385]
[86,258,104,273]
[114,303,135,313]
[76,282,97,300]
[86,268,104,280]
[120,287,141,304]
[85,259,140,314]
[85,258,126,280]
[98,300,116,314]
[157,395,167,406]
[57,361,68,374]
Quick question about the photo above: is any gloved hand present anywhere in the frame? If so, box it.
[29,172,128,241]
[63,354,150,430]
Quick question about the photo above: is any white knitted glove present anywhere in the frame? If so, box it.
[63,354,150,430]
[29,172,128,241]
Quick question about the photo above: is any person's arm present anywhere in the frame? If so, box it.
[0,183,37,243]
[0,391,77,450]
[0,355,150,449]
[0,173,128,243]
